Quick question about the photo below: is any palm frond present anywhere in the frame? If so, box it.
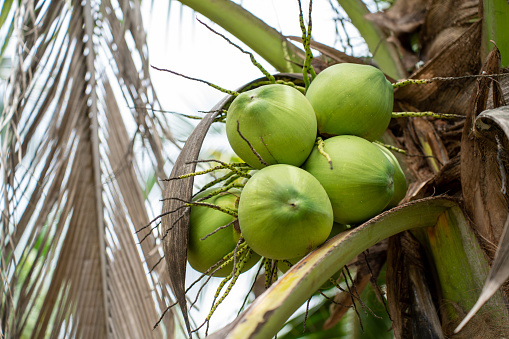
[1,0,178,337]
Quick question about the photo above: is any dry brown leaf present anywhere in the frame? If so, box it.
[420,0,478,60]
[161,110,220,336]
[365,0,429,34]
[386,232,445,338]
[1,1,176,338]
[394,21,482,114]
[461,45,507,259]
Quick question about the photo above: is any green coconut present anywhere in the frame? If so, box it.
[188,188,259,277]
[238,164,334,260]
[305,63,394,141]
[278,222,350,289]
[302,135,395,225]
[375,143,408,208]
[226,84,317,169]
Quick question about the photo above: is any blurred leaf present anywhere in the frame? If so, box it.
[0,0,13,28]
[0,19,14,58]
[0,0,14,58]
[483,0,509,67]
[351,269,392,339]
[278,300,349,339]
[143,170,159,200]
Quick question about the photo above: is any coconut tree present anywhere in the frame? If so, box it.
[160,0,509,338]
[2,0,509,338]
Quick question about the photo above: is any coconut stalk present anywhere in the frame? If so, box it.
[177,0,303,73]
[482,0,509,67]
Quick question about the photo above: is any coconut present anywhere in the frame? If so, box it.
[238,164,333,260]
[226,84,317,169]
[305,63,394,141]
[302,135,395,224]
[187,188,259,277]
[278,222,350,289]
[375,143,408,208]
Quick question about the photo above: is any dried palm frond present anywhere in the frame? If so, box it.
[1,0,179,337]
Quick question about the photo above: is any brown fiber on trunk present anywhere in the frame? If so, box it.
[460,46,508,261]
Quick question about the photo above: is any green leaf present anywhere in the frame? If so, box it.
[0,0,13,29]
[208,197,457,339]
[0,20,14,58]
[0,0,14,58]
[483,0,509,67]
[143,171,158,200]
[277,300,349,339]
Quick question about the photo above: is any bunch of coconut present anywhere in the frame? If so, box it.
[187,63,408,277]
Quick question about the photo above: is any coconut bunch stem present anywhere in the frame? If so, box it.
[187,241,248,293]
[200,172,237,193]
[196,17,275,84]
[194,183,245,203]
[151,65,239,96]
[264,259,280,288]
[166,162,250,181]
[316,136,334,170]
[191,159,253,174]
[392,111,464,119]
[392,73,509,89]
[373,141,407,155]
[298,0,316,90]
[186,200,238,218]
[200,247,253,335]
